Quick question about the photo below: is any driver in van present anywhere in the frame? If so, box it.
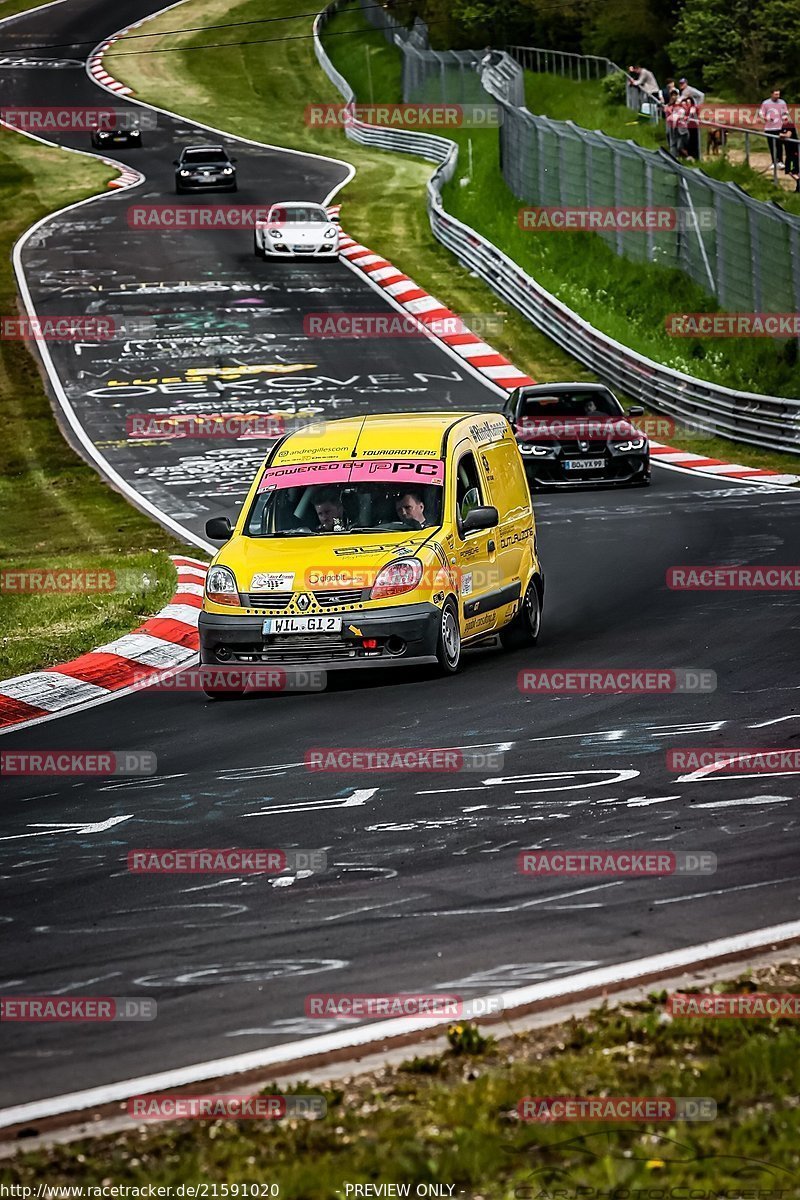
[313,488,349,532]
[395,490,431,528]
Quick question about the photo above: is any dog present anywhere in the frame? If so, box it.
[706,127,726,155]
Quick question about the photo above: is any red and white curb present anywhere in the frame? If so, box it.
[0,557,207,731]
[87,40,133,96]
[331,210,535,392]
[649,441,800,486]
[330,207,799,487]
[102,161,143,190]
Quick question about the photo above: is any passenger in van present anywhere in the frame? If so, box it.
[395,490,431,528]
[313,488,349,532]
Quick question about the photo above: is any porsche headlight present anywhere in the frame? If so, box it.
[268,228,283,239]
[324,227,337,238]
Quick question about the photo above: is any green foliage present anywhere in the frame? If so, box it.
[669,0,800,94]
[447,1022,496,1056]
[415,0,799,97]
[601,70,628,104]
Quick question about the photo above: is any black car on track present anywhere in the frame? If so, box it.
[503,382,651,489]
[91,125,142,148]
[174,144,237,193]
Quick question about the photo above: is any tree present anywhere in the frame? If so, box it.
[669,0,800,95]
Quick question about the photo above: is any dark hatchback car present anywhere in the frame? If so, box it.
[503,383,650,489]
[174,145,237,193]
[91,126,142,148]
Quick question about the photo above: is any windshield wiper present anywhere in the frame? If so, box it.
[271,528,315,537]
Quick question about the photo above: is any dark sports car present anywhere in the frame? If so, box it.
[91,126,142,148]
[174,145,237,193]
[503,383,651,489]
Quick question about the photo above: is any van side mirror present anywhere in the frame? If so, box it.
[628,406,645,416]
[462,505,498,533]
[206,516,233,541]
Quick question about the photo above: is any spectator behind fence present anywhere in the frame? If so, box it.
[758,88,790,168]
[678,77,705,106]
[780,114,799,188]
[659,78,676,107]
[685,94,700,159]
[673,97,693,158]
[664,90,683,156]
[627,64,660,104]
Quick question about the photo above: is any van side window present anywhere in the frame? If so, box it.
[455,451,484,532]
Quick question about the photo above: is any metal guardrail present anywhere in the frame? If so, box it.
[313,2,800,455]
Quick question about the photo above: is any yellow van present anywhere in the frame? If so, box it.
[199,412,544,683]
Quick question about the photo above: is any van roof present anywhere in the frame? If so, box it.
[271,412,507,464]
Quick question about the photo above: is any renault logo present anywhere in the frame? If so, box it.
[296,593,311,612]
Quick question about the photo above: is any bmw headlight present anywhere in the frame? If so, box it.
[519,444,553,456]
[323,227,337,238]
[612,437,647,453]
[205,564,240,607]
[268,228,283,239]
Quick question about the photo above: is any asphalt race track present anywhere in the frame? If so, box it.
[1,0,800,1113]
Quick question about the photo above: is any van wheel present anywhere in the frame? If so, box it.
[435,597,461,674]
[500,579,541,650]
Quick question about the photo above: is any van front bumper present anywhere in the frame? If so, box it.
[199,602,441,671]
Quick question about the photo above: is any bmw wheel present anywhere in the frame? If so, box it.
[435,597,462,675]
[500,578,542,650]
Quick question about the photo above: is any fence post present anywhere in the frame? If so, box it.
[748,202,762,313]
[714,189,727,308]
[645,156,654,262]
[614,148,624,256]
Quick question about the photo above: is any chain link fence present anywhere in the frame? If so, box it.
[314,0,800,454]
[356,5,800,317]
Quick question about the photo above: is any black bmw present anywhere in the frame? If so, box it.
[174,145,238,193]
[503,383,651,489]
[91,126,142,148]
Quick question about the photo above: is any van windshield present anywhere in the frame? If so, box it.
[245,459,444,538]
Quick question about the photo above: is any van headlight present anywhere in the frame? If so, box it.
[179,169,191,177]
[370,558,423,600]
[221,166,234,175]
[206,564,241,606]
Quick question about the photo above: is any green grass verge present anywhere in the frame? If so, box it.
[108,0,798,478]
[4,964,800,1191]
[0,131,191,679]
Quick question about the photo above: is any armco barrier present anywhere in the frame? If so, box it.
[313,1,800,456]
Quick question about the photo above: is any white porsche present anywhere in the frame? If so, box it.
[254,202,340,259]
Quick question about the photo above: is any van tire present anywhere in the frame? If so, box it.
[500,578,541,650]
[435,597,462,674]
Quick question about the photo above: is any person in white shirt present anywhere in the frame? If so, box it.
[758,88,790,167]
[627,65,660,103]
